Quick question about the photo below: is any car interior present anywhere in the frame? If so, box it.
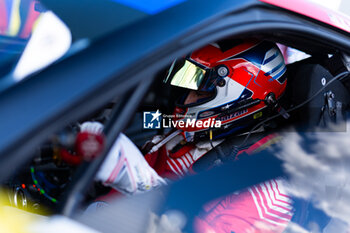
[3,32,350,229]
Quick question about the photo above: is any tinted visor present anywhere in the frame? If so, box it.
[165,59,217,92]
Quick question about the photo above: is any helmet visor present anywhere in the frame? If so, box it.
[165,59,211,91]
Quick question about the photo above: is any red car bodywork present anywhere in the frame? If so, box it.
[260,0,350,34]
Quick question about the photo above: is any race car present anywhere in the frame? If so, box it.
[1,0,350,232]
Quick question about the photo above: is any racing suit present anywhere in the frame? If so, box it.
[94,127,293,233]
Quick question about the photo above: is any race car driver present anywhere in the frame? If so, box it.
[82,40,294,232]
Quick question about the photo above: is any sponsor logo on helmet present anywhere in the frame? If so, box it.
[198,110,216,118]
[253,111,263,119]
[216,109,248,122]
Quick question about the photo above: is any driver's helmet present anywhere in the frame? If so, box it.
[164,40,287,141]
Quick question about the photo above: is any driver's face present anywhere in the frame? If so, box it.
[184,90,213,105]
